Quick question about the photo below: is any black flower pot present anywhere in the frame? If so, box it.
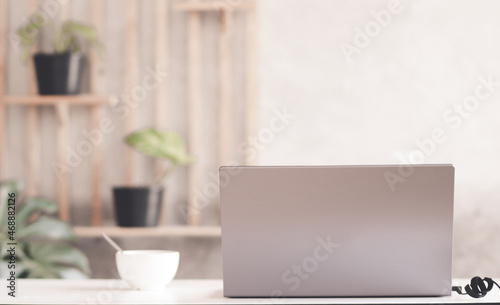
[112,186,164,227]
[33,52,85,95]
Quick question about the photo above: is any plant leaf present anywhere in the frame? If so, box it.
[125,128,195,165]
[24,241,90,276]
[0,180,24,228]
[16,198,58,225]
[17,216,76,241]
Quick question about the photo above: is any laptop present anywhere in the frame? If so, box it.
[220,165,454,297]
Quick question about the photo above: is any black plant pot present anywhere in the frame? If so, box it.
[112,186,164,227]
[33,52,85,95]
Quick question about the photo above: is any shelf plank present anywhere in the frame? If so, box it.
[0,95,111,106]
[173,0,255,11]
[73,225,222,238]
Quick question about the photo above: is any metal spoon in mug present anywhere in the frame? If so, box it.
[101,233,124,252]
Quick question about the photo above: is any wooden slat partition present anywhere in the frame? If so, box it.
[219,10,232,165]
[245,0,258,165]
[90,0,104,225]
[124,0,139,186]
[155,0,169,225]
[174,0,258,225]
[0,0,7,179]
[187,10,202,225]
[0,0,259,233]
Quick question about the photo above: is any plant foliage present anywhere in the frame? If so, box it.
[125,128,194,184]
[0,180,91,278]
[17,12,103,63]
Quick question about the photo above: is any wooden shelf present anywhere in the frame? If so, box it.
[0,95,112,106]
[73,225,222,238]
[173,0,255,11]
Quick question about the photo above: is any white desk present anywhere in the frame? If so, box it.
[1,279,498,304]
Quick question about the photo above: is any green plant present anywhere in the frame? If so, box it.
[17,12,103,63]
[125,128,194,185]
[0,180,90,278]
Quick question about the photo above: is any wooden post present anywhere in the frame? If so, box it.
[187,10,201,226]
[90,0,104,225]
[26,0,40,197]
[0,0,7,179]
[124,0,138,186]
[245,0,258,165]
[90,105,103,225]
[56,103,70,221]
[155,0,169,225]
[219,9,232,166]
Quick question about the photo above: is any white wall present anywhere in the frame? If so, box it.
[259,0,500,277]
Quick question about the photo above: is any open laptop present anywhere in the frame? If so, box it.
[220,165,454,297]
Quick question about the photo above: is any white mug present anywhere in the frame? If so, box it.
[116,250,179,290]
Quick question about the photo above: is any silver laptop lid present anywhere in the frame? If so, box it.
[220,165,454,297]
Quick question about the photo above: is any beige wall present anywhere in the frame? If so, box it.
[259,0,500,278]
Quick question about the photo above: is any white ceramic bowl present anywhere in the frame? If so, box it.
[116,250,179,290]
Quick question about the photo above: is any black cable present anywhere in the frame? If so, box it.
[452,276,500,298]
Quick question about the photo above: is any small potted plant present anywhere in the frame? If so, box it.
[113,128,194,227]
[17,12,103,95]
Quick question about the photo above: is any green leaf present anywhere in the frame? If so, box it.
[17,216,75,241]
[0,180,24,228]
[16,198,58,225]
[16,13,104,62]
[24,241,90,276]
[125,128,195,165]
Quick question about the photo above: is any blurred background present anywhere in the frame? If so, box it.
[1,0,499,279]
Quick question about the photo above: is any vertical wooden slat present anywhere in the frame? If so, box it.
[244,0,258,165]
[90,105,102,225]
[155,0,169,225]
[26,0,39,197]
[187,10,201,225]
[0,0,7,179]
[124,0,138,186]
[155,0,168,129]
[218,9,232,166]
[60,0,69,21]
[90,0,104,94]
[56,103,70,221]
[90,0,104,226]
[26,109,39,196]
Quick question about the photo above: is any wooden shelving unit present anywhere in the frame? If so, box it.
[73,225,221,238]
[1,95,111,105]
[0,0,258,237]
[0,95,112,225]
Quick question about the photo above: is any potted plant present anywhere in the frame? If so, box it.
[113,128,194,227]
[0,180,91,278]
[17,12,103,95]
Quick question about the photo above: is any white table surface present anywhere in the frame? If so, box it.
[0,279,499,304]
